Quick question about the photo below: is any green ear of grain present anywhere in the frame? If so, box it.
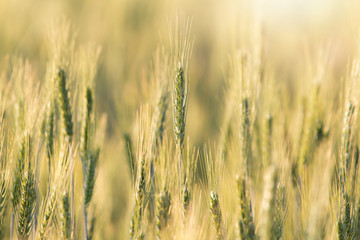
[156,189,171,239]
[182,183,190,218]
[130,159,146,240]
[81,87,93,167]
[272,186,286,240]
[84,149,100,208]
[12,135,29,210]
[173,64,186,151]
[17,170,36,240]
[210,191,224,240]
[45,101,55,191]
[0,172,9,239]
[45,102,55,160]
[60,192,71,240]
[338,193,353,240]
[241,97,252,172]
[56,68,73,141]
[236,175,255,240]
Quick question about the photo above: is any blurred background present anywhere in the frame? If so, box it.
[1,0,360,238]
[1,0,358,143]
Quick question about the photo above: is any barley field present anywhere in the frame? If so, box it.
[1,0,360,239]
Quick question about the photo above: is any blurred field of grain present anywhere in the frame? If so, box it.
[1,0,360,239]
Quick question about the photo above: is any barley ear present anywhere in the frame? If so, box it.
[45,101,55,160]
[12,134,29,210]
[173,63,186,217]
[60,192,71,240]
[156,189,171,239]
[56,68,73,141]
[209,191,225,240]
[182,182,190,218]
[17,168,36,240]
[272,186,286,240]
[338,193,353,240]
[84,149,99,208]
[81,87,93,167]
[171,16,193,213]
[130,158,146,240]
[241,97,252,172]
[236,174,255,240]
[38,189,56,240]
[45,101,55,190]
[0,172,9,239]
[173,64,186,152]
